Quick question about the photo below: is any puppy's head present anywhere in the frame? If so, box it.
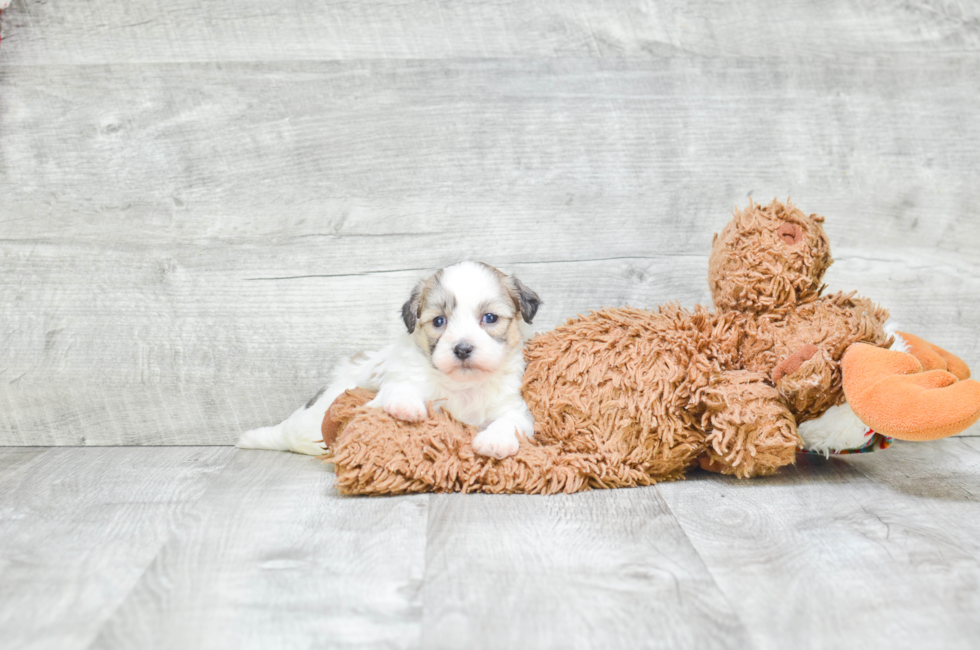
[401,261,541,383]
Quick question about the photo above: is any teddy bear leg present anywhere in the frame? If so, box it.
[697,370,800,478]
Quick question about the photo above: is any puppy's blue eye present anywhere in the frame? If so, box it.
[433,316,446,328]
[482,313,498,324]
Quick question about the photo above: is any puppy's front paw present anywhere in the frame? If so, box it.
[383,398,427,422]
[473,425,520,459]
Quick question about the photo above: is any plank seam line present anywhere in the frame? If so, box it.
[846,438,980,501]
[80,447,238,649]
[418,492,433,641]
[654,482,760,649]
[242,256,707,281]
[3,51,980,68]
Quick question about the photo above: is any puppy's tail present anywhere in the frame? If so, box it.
[236,421,326,457]
[237,382,348,457]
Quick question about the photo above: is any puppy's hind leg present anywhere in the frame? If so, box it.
[238,351,381,455]
[237,384,346,456]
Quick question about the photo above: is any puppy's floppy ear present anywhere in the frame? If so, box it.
[401,281,424,333]
[507,276,541,324]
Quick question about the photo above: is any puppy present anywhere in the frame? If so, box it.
[237,261,542,459]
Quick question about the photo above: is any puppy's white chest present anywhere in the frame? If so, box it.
[431,386,492,428]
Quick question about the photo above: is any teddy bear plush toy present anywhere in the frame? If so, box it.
[320,200,980,495]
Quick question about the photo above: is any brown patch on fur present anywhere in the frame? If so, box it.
[412,320,442,359]
[483,316,512,343]
[416,271,452,320]
[475,262,541,324]
[304,386,327,410]
[505,316,523,348]
[476,296,517,341]
[411,271,456,357]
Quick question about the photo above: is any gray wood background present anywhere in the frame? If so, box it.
[1,1,979,445]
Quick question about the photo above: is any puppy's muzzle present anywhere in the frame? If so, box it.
[453,342,475,360]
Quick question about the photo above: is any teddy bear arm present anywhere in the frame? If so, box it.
[698,370,801,478]
[772,344,820,382]
[771,345,842,420]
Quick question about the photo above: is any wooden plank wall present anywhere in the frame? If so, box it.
[1,1,978,445]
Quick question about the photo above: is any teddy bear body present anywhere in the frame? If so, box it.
[522,291,890,480]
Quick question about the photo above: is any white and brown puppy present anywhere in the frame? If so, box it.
[237,261,541,459]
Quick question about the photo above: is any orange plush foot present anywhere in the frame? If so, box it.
[841,342,980,441]
[897,331,971,380]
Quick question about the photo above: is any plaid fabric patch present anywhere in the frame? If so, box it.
[832,431,892,454]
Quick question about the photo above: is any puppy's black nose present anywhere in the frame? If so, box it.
[453,342,474,360]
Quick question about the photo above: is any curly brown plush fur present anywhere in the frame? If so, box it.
[321,199,894,494]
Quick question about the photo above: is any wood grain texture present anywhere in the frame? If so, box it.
[2,0,979,65]
[5,446,980,648]
[90,449,428,650]
[657,440,980,650]
[421,489,750,649]
[3,57,980,252]
[1,54,979,444]
[0,447,234,650]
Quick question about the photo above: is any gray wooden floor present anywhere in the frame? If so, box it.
[3,1,980,648]
[3,442,980,649]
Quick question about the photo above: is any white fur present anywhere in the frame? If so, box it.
[237,262,536,459]
[884,320,910,354]
[798,403,873,456]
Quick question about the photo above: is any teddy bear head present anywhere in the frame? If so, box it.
[708,199,833,313]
